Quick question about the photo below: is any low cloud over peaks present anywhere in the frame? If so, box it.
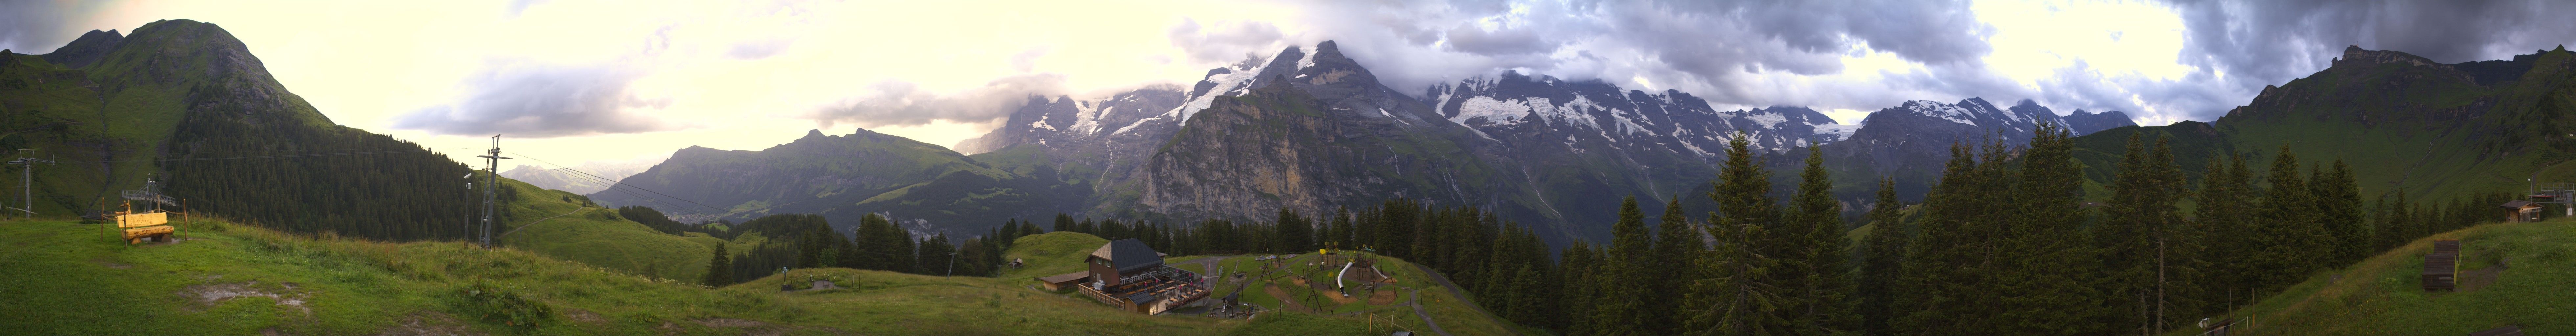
[805,74,1070,129]
[393,61,676,138]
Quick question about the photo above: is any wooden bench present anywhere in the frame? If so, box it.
[117,211,175,244]
[2424,240,2461,291]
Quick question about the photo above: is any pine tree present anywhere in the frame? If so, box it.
[1594,197,1653,336]
[1895,143,1990,336]
[2254,145,2319,292]
[1276,208,1311,252]
[1788,145,1855,335]
[1651,197,1703,334]
[2386,190,2415,250]
[1858,178,1907,336]
[2198,154,2257,309]
[1562,241,1602,335]
[704,243,734,287]
[1684,132,1785,335]
[918,234,956,276]
[1507,264,1546,326]
[1331,207,1355,249]
[1993,122,2103,335]
[2316,160,2368,265]
[2098,134,2198,333]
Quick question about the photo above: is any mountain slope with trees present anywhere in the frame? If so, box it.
[0,20,486,241]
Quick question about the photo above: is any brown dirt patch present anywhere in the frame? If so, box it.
[695,318,769,328]
[1323,289,1361,304]
[2456,264,2506,292]
[1368,290,1399,305]
[561,308,607,325]
[373,312,481,336]
[179,281,309,315]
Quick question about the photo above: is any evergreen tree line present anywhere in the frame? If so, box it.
[1572,131,1859,336]
[616,206,700,235]
[1845,127,2508,336]
[690,123,2521,334]
[163,107,501,242]
[700,213,1015,286]
[1015,201,1562,328]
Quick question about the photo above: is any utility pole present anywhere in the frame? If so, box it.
[9,150,54,220]
[475,135,511,248]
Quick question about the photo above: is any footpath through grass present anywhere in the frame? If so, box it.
[2183,219,2576,335]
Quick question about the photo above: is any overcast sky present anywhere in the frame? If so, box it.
[6,0,2573,167]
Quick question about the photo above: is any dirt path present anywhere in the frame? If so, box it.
[1408,289,1453,336]
[1175,256,1224,284]
[1409,263,1520,336]
[1263,284,1307,313]
[496,206,585,238]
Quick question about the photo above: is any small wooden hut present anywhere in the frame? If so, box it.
[2423,240,2461,291]
[2500,201,2542,222]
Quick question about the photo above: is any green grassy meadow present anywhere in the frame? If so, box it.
[0,218,1548,335]
[2180,219,2576,335]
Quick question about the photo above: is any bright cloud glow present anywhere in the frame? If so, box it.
[13,0,2566,166]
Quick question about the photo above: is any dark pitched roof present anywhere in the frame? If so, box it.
[2502,200,2536,208]
[1091,238,1164,273]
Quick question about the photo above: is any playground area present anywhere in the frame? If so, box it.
[1165,250,1421,317]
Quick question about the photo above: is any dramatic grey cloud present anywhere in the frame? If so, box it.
[1214,0,2000,117]
[805,74,1070,129]
[0,0,107,54]
[2131,0,2576,119]
[1197,0,2576,125]
[393,60,676,138]
[1168,19,1288,64]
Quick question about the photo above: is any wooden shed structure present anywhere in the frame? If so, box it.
[1033,238,1211,314]
[2501,201,2542,222]
[2423,240,2461,291]
[1035,271,1088,291]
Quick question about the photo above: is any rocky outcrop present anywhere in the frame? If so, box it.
[2063,109,2138,135]
[38,29,121,69]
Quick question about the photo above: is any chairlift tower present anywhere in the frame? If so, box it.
[120,173,176,213]
[9,151,56,220]
[2532,180,2576,217]
[475,135,511,248]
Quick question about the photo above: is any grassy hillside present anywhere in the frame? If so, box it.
[491,174,729,283]
[1001,232,1540,336]
[2,20,487,242]
[597,129,1087,237]
[1,219,1552,335]
[2183,219,2576,335]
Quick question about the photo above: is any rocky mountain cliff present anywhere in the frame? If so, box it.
[594,128,1087,235]
[2062,109,2139,135]
[938,41,2126,242]
[620,41,2139,242]
[1817,98,2078,203]
[500,159,655,195]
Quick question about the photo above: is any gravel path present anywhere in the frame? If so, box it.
[1408,289,1453,336]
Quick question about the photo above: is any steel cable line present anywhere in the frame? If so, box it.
[509,152,875,222]
[508,152,733,215]
[498,153,704,219]
[51,149,441,163]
